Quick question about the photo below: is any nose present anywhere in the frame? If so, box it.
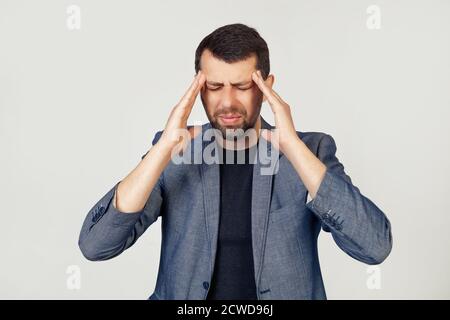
[220,86,235,109]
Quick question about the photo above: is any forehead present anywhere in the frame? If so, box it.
[200,49,257,83]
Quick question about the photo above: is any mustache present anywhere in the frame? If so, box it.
[214,108,247,117]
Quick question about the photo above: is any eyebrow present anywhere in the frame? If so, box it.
[206,80,253,87]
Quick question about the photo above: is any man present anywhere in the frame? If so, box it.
[79,23,393,300]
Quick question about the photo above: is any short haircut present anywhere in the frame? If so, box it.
[195,23,270,79]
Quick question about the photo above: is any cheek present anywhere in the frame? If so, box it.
[201,91,219,112]
[237,90,261,114]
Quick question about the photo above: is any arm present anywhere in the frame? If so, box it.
[252,70,393,265]
[78,71,206,261]
[78,133,166,261]
[304,134,393,265]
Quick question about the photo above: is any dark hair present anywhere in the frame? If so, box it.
[195,23,270,79]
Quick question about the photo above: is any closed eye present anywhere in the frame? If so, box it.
[206,84,253,91]
[237,86,253,91]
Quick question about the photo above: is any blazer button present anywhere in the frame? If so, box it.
[91,209,99,222]
[203,281,209,290]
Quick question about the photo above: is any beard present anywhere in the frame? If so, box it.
[210,107,259,140]
[200,94,263,140]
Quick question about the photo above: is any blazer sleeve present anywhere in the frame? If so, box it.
[305,133,393,265]
[78,131,164,261]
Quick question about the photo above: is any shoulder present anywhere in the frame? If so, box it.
[296,131,337,156]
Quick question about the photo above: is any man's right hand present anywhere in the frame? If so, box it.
[113,71,206,213]
[158,71,206,156]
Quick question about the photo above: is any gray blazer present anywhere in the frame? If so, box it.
[78,117,392,300]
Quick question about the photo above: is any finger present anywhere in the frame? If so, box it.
[270,88,287,105]
[257,71,288,104]
[179,71,205,108]
[192,72,206,98]
[251,71,280,107]
[182,73,206,120]
[182,71,202,101]
[175,72,206,120]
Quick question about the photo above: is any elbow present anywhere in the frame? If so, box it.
[366,234,393,265]
[78,235,124,262]
[365,249,391,265]
[78,237,105,262]
[364,215,394,265]
[79,241,100,262]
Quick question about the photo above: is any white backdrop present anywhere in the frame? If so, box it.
[0,0,449,299]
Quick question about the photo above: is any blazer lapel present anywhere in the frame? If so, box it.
[251,117,278,289]
[199,123,221,276]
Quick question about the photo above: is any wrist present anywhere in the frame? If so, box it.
[282,135,303,159]
[153,141,175,162]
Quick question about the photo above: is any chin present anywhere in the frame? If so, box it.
[220,124,254,139]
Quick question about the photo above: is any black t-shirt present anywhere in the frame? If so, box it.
[206,144,258,300]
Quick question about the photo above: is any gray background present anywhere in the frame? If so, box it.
[1,0,449,299]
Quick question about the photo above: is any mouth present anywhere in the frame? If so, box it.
[218,114,243,125]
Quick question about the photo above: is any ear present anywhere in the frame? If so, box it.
[262,74,275,102]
